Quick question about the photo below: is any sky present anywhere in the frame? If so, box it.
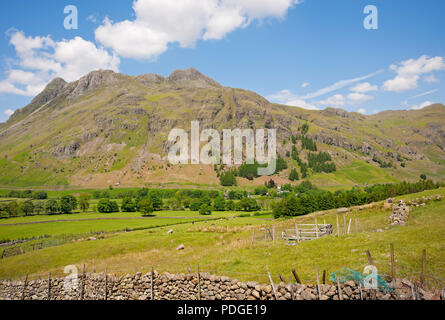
[0,0,444,122]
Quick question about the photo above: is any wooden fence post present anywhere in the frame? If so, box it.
[289,276,294,300]
[316,267,322,300]
[266,266,278,300]
[104,270,108,301]
[322,270,326,285]
[336,215,340,237]
[315,219,319,239]
[292,269,301,284]
[151,267,154,300]
[80,264,85,300]
[366,250,374,266]
[295,224,300,244]
[390,243,395,284]
[47,273,51,300]
[197,265,201,301]
[347,219,352,234]
[21,274,28,300]
[343,215,347,234]
[272,225,276,246]
[337,277,343,301]
[420,249,426,288]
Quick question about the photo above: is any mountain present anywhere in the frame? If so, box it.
[0,68,444,188]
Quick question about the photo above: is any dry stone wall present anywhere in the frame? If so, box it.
[0,271,440,301]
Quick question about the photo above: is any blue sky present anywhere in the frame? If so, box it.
[0,0,444,122]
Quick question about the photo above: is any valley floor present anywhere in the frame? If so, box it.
[0,188,444,290]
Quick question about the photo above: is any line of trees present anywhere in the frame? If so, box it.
[273,179,443,218]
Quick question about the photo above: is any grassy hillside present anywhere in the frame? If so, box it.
[0,68,444,189]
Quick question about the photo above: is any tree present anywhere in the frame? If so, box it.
[289,168,299,181]
[45,199,59,215]
[97,199,116,213]
[21,200,34,216]
[34,201,44,215]
[148,191,163,211]
[32,191,48,200]
[220,170,237,186]
[199,203,212,215]
[6,201,20,217]
[78,194,91,212]
[190,199,201,211]
[121,197,136,212]
[139,198,154,216]
[60,195,77,214]
[420,174,427,181]
[254,186,268,196]
[237,197,260,212]
[225,200,235,211]
[213,196,226,211]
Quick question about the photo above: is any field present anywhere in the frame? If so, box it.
[0,187,444,290]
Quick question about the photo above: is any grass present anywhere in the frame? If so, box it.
[0,188,443,290]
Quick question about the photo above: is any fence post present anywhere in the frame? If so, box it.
[21,274,28,300]
[266,266,278,300]
[343,215,347,234]
[420,249,426,288]
[336,215,340,237]
[295,224,300,244]
[289,276,294,300]
[273,225,276,246]
[315,219,319,239]
[292,269,301,284]
[197,265,201,301]
[322,270,326,285]
[316,267,322,300]
[390,243,395,285]
[104,270,108,301]
[151,267,154,300]
[80,264,85,300]
[337,277,343,301]
[366,250,374,266]
[347,219,352,234]
[47,273,51,300]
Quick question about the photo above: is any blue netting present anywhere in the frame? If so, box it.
[330,267,392,293]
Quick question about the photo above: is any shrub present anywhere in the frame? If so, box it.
[45,199,59,215]
[213,196,226,211]
[97,199,119,213]
[289,168,299,181]
[60,195,77,214]
[199,204,212,215]
[139,198,154,216]
[121,197,136,212]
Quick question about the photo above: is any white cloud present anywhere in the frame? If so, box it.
[350,82,378,93]
[300,69,383,100]
[301,82,310,88]
[347,92,374,105]
[318,94,346,107]
[0,30,120,97]
[4,109,14,116]
[410,100,433,110]
[266,89,319,110]
[357,108,367,115]
[383,55,445,92]
[95,0,301,60]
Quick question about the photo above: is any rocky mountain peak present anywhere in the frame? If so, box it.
[68,69,122,100]
[167,68,221,88]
